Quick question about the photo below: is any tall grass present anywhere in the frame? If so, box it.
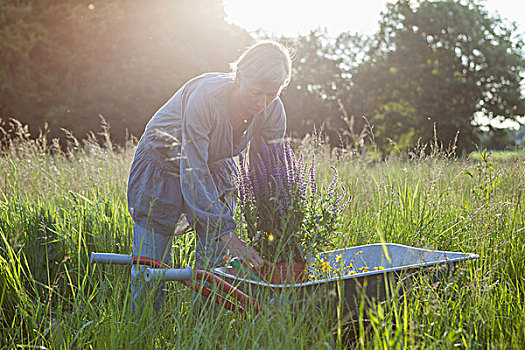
[1,118,524,349]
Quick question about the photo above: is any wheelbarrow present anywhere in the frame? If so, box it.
[91,243,478,319]
[89,252,262,315]
[212,243,479,322]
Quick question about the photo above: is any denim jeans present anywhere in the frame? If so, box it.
[130,221,228,315]
[130,224,173,316]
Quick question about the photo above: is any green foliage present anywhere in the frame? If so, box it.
[0,119,134,331]
[269,0,525,156]
[479,127,518,150]
[462,150,502,204]
[279,31,345,142]
[0,0,252,143]
[1,206,66,300]
[2,0,523,156]
[1,124,525,347]
[344,0,525,153]
[299,172,348,259]
[277,30,375,147]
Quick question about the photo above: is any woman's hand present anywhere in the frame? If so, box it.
[220,233,264,269]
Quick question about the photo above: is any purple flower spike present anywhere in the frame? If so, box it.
[237,136,349,263]
[335,186,346,207]
[277,198,284,215]
[298,155,308,197]
[238,153,247,180]
[284,142,295,191]
[328,166,338,197]
[295,154,302,185]
[338,187,352,212]
[309,155,317,198]
[251,165,261,201]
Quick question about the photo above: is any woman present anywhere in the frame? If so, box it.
[127,40,292,312]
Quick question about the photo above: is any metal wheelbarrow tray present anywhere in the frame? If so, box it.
[213,243,479,319]
[90,243,478,319]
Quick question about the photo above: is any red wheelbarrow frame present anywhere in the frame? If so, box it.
[90,253,262,315]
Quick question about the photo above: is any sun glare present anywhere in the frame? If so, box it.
[223,0,387,37]
[223,0,525,37]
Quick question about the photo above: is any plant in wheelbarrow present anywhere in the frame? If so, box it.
[236,140,350,284]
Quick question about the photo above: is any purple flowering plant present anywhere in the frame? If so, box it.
[237,140,350,264]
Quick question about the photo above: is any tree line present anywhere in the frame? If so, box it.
[1,0,524,153]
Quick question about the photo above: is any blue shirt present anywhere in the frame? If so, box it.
[127,72,286,238]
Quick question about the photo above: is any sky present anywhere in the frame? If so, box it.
[223,0,525,38]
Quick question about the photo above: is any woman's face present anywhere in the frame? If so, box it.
[237,78,283,116]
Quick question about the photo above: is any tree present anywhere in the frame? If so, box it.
[510,123,525,146]
[280,30,369,145]
[344,0,525,153]
[279,31,342,143]
[0,0,252,143]
[479,127,517,150]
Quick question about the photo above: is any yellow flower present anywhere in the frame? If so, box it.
[373,266,385,271]
[347,271,357,276]
[356,251,363,255]
[335,254,342,263]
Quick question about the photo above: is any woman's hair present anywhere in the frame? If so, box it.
[230,40,292,88]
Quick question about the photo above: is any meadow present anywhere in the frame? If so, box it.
[1,120,524,349]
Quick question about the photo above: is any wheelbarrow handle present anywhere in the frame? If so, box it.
[90,252,261,314]
[144,267,193,282]
[91,253,193,282]
[90,253,172,269]
[90,253,133,265]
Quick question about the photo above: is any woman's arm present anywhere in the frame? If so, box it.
[219,233,264,269]
[180,93,236,240]
[180,91,264,268]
